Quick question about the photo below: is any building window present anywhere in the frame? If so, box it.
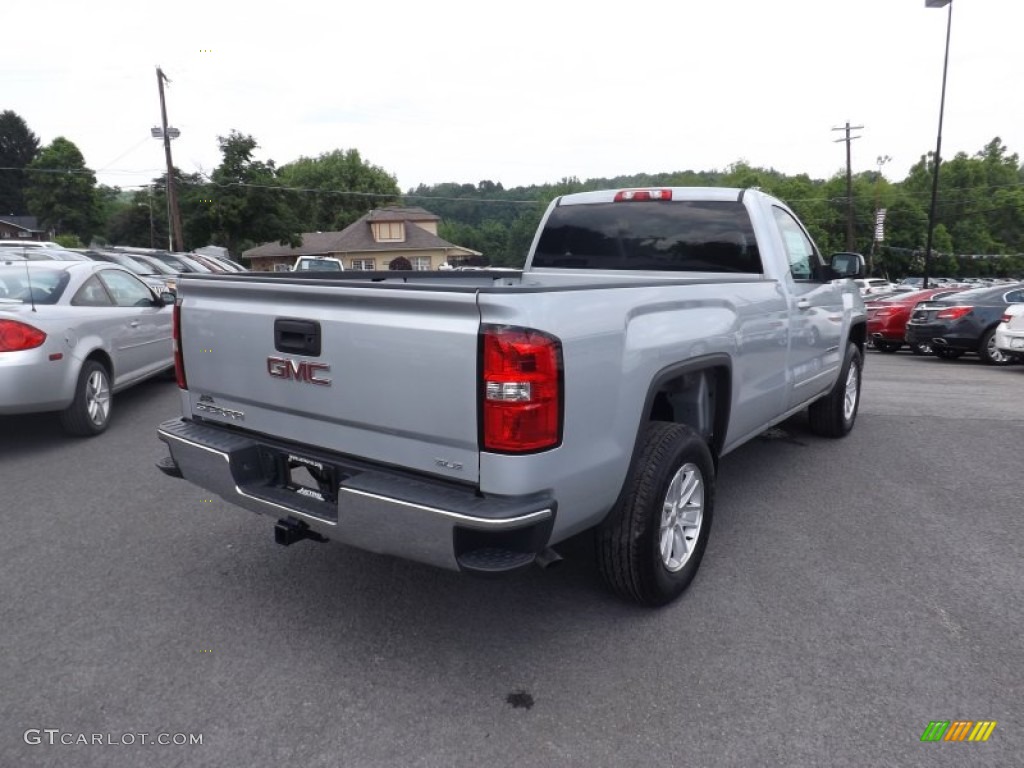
[350,259,375,271]
[411,256,431,271]
[372,222,404,242]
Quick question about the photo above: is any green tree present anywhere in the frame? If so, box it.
[25,137,100,242]
[207,131,300,255]
[0,110,40,215]
[277,149,400,232]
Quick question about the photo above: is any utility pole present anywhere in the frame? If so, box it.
[156,67,184,252]
[148,185,156,249]
[833,121,863,252]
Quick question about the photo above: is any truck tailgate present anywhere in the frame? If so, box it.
[177,278,483,483]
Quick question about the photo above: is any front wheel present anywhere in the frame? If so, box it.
[597,422,715,607]
[978,328,1013,366]
[808,342,862,438]
[59,360,112,436]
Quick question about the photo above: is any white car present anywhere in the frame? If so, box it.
[293,256,344,272]
[994,304,1024,361]
[0,261,174,435]
[854,278,895,297]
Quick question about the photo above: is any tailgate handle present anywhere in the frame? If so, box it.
[274,319,321,356]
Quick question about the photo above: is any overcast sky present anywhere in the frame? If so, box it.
[5,0,1022,194]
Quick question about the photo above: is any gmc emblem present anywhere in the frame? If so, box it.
[267,356,332,386]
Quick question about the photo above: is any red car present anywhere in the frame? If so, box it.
[867,288,964,354]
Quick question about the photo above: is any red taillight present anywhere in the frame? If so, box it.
[172,300,187,389]
[936,305,972,320]
[614,189,673,202]
[1000,313,1012,325]
[481,326,562,453]
[0,319,46,352]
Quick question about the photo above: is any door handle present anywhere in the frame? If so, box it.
[797,299,810,311]
[130,320,140,327]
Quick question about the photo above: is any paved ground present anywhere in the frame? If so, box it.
[1,351,1021,767]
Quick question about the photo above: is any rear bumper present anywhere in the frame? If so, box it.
[156,418,555,572]
[0,346,76,415]
[904,323,980,351]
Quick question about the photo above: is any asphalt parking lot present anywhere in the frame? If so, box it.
[2,352,1021,768]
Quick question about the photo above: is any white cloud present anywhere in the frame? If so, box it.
[4,0,1021,193]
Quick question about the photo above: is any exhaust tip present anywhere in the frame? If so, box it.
[535,547,563,570]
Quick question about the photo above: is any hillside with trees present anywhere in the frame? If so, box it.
[1,108,1021,277]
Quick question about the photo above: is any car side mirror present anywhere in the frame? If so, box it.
[158,291,176,306]
[830,252,866,279]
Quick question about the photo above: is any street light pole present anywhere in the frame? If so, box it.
[923,0,953,289]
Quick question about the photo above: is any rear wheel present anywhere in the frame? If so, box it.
[808,342,862,438]
[874,341,901,353]
[934,347,964,360]
[909,342,933,356]
[978,328,1013,366]
[597,422,715,607]
[59,360,112,436]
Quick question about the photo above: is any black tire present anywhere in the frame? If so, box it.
[874,341,901,353]
[934,347,964,360]
[808,342,862,438]
[909,342,932,356]
[978,328,1013,366]
[59,360,112,436]
[597,422,715,607]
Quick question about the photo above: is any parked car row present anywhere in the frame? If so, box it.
[0,247,247,436]
[867,282,1024,365]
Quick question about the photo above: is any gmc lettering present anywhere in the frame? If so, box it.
[266,357,332,386]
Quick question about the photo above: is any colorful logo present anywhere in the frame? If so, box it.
[921,720,997,742]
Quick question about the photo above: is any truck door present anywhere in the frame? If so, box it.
[771,206,845,410]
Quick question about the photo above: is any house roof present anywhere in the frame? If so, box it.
[243,208,478,260]
[0,216,43,232]
[366,206,440,223]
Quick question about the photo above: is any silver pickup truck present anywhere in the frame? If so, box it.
[156,187,866,605]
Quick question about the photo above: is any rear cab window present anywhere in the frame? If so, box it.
[532,200,762,273]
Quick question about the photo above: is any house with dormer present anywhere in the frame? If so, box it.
[242,206,481,272]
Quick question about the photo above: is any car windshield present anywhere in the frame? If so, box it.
[95,253,154,274]
[533,200,762,272]
[0,266,71,304]
[132,256,177,275]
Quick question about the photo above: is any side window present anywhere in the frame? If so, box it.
[771,207,822,281]
[97,270,154,307]
[1005,290,1024,304]
[71,275,115,307]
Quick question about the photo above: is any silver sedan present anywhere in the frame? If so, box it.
[0,260,174,435]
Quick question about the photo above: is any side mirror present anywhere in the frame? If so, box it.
[159,291,176,305]
[830,252,866,279]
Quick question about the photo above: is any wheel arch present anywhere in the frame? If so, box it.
[598,355,731,530]
[848,320,867,356]
[638,354,732,467]
[83,348,114,380]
